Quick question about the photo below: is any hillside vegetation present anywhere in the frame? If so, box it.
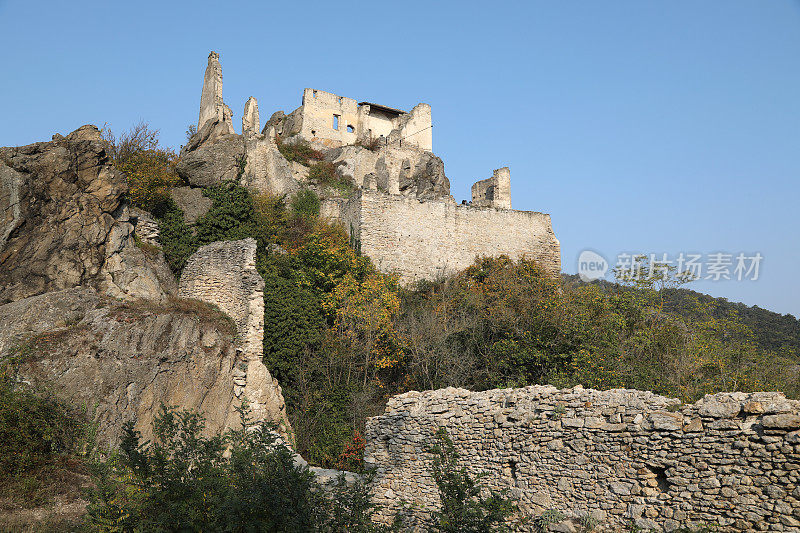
[563,274,800,358]
[2,123,797,532]
[98,125,798,468]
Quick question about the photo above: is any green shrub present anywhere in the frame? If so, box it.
[535,510,565,532]
[427,428,517,532]
[85,404,391,532]
[291,189,321,220]
[276,136,324,165]
[0,369,88,506]
[308,161,354,194]
[195,181,257,244]
[157,183,287,275]
[155,201,198,274]
[306,161,334,183]
[321,470,399,532]
[103,121,181,214]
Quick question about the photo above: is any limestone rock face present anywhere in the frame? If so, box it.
[397,151,450,200]
[0,287,279,447]
[101,206,177,301]
[241,133,298,196]
[169,186,212,225]
[327,144,450,199]
[0,125,170,304]
[262,109,303,138]
[177,119,245,187]
[178,239,292,439]
[327,144,379,188]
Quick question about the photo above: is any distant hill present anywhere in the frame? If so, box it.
[562,274,800,357]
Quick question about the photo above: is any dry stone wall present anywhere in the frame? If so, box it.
[178,238,292,438]
[365,385,800,532]
[344,190,560,283]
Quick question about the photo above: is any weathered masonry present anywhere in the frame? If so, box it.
[365,385,800,531]
[178,238,292,439]
[186,52,561,284]
[334,190,560,283]
[275,88,433,151]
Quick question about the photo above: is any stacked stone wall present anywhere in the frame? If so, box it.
[365,385,800,531]
[352,190,560,283]
[178,238,290,436]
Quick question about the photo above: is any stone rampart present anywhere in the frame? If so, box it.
[342,190,560,283]
[364,385,800,531]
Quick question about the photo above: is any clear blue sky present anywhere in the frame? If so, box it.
[2,1,798,317]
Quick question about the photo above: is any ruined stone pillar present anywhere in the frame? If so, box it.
[198,51,234,135]
[492,167,511,210]
[242,97,260,138]
[178,238,292,440]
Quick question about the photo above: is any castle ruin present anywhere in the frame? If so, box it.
[182,51,561,283]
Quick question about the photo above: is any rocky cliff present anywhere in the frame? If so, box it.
[0,127,291,447]
[0,125,173,304]
[0,288,270,446]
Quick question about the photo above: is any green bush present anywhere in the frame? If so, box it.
[155,201,198,273]
[427,428,517,532]
[321,470,399,532]
[157,183,288,275]
[0,370,88,505]
[85,404,391,532]
[291,189,321,220]
[103,121,181,214]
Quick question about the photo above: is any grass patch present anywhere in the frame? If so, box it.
[307,161,354,195]
[9,326,88,366]
[106,296,237,338]
[276,136,323,166]
[132,233,162,259]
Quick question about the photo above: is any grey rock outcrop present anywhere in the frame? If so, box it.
[262,109,303,138]
[169,186,212,225]
[176,119,245,187]
[0,125,171,304]
[0,287,272,447]
[397,151,450,199]
[102,206,177,300]
[177,51,244,188]
[241,131,298,195]
[327,144,450,199]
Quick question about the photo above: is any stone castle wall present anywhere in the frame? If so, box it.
[178,238,264,359]
[364,385,800,531]
[338,190,560,283]
[178,239,291,437]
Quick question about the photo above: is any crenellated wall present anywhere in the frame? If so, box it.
[364,385,800,531]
